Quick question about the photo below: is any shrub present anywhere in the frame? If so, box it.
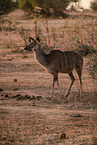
[19,0,70,17]
[19,0,34,11]
[88,52,97,79]
[0,0,18,15]
[90,0,97,10]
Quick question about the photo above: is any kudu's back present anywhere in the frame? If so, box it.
[45,50,83,74]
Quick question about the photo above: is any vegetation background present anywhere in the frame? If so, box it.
[0,0,97,144]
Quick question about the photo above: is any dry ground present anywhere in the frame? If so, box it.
[0,10,97,144]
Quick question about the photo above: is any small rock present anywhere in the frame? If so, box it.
[70,114,82,117]
[8,57,14,61]
[16,96,23,100]
[59,133,66,139]
[5,94,9,98]
[24,95,31,100]
[14,79,17,82]
[0,88,3,92]
[32,102,36,106]
[11,94,21,98]
[48,97,51,100]
[36,96,42,99]
[22,55,28,58]
[32,95,35,99]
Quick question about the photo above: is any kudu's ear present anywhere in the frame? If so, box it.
[29,37,35,42]
[36,37,40,42]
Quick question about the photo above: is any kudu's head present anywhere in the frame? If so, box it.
[24,37,40,51]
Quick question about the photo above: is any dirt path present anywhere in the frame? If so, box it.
[0,97,97,145]
[0,51,97,144]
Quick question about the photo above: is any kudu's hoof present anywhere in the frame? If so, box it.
[65,94,68,98]
[80,95,83,99]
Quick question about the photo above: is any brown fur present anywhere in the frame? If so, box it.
[24,37,83,98]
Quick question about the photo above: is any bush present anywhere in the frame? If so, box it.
[19,0,70,17]
[88,52,97,79]
[19,0,34,11]
[90,0,97,10]
[0,0,18,15]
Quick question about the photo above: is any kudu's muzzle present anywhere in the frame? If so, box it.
[24,44,34,51]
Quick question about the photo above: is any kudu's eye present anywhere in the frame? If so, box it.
[30,43,34,46]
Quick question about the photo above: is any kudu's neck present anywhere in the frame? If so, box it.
[34,44,48,67]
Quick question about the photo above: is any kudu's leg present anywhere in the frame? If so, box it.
[51,73,61,97]
[65,72,75,98]
[75,67,83,98]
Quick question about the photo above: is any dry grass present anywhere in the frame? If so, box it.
[0,9,97,144]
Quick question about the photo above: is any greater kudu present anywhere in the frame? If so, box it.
[24,37,83,98]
